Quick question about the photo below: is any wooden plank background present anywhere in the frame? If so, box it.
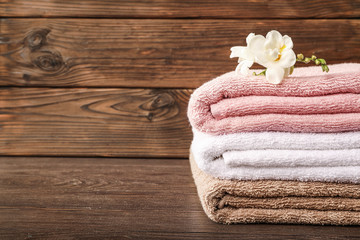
[1,0,360,239]
[1,0,359,18]
[0,18,359,157]
[1,19,359,88]
[0,88,192,158]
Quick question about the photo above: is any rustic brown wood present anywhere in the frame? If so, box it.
[1,0,359,18]
[1,0,359,238]
[1,19,359,88]
[0,88,192,158]
[1,157,360,239]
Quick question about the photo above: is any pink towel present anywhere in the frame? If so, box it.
[188,63,360,134]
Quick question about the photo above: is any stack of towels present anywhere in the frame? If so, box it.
[188,63,360,225]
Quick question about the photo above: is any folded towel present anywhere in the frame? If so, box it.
[223,149,360,167]
[190,151,360,225]
[192,129,360,183]
[211,93,360,119]
[188,63,360,134]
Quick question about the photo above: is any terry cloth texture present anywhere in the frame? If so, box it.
[191,129,360,183]
[189,151,360,225]
[188,63,360,134]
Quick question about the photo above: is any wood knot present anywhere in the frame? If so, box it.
[141,93,175,111]
[25,28,51,51]
[30,49,64,72]
[135,92,178,122]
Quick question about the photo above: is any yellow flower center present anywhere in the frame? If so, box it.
[275,45,286,61]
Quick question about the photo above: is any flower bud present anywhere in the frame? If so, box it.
[311,55,317,60]
[321,65,327,72]
[304,58,311,63]
[324,65,329,72]
[297,53,304,60]
[315,59,321,65]
[318,59,327,65]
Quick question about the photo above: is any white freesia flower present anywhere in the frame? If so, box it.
[230,30,297,84]
[230,33,255,76]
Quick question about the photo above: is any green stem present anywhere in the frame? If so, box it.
[253,69,267,76]
[296,54,329,72]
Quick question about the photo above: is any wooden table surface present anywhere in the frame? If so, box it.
[1,1,360,239]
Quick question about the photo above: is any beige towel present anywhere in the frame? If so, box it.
[190,152,360,225]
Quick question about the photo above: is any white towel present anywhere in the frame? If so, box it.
[191,129,360,183]
[223,149,360,167]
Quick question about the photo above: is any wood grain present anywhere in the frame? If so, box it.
[1,19,359,88]
[2,1,360,239]
[1,157,360,239]
[0,88,192,158]
[1,0,359,19]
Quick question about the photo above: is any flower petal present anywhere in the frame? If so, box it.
[277,49,296,68]
[240,60,254,75]
[283,35,293,49]
[266,67,285,84]
[230,46,245,58]
[248,35,268,66]
[265,30,283,49]
[235,60,254,76]
[248,35,266,52]
[230,46,254,61]
[267,48,279,61]
[246,33,255,45]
